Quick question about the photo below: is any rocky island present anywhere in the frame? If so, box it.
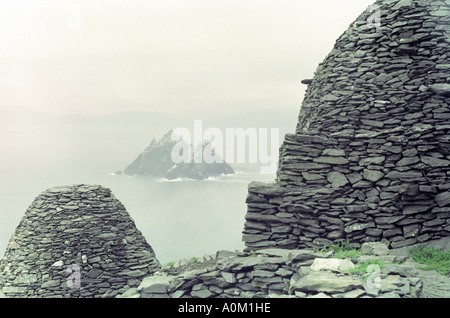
[122,130,235,180]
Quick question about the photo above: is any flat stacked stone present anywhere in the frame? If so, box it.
[243,0,450,251]
[121,243,425,299]
[0,184,161,298]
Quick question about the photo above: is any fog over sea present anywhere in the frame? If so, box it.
[0,116,289,264]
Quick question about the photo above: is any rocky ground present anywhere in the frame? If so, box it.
[117,237,450,299]
[389,237,450,298]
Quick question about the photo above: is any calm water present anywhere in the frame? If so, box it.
[0,124,275,264]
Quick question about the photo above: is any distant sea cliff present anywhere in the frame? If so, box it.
[122,130,235,180]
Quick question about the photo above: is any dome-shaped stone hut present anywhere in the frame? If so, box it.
[243,0,450,250]
[0,184,160,298]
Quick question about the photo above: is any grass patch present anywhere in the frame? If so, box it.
[318,242,385,276]
[334,248,361,260]
[409,245,450,276]
[318,241,364,260]
[350,259,385,275]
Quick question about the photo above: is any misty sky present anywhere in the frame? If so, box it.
[0,0,375,118]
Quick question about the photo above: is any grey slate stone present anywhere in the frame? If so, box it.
[435,191,450,207]
[363,169,384,182]
[327,172,349,188]
[429,83,450,96]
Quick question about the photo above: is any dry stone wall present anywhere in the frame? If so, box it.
[121,242,423,299]
[243,0,450,251]
[0,184,161,298]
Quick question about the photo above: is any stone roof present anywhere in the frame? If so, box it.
[0,184,161,298]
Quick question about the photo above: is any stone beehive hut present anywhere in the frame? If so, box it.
[0,184,161,298]
[243,0,450,251]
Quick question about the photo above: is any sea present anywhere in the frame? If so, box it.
[0,123,277,264]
